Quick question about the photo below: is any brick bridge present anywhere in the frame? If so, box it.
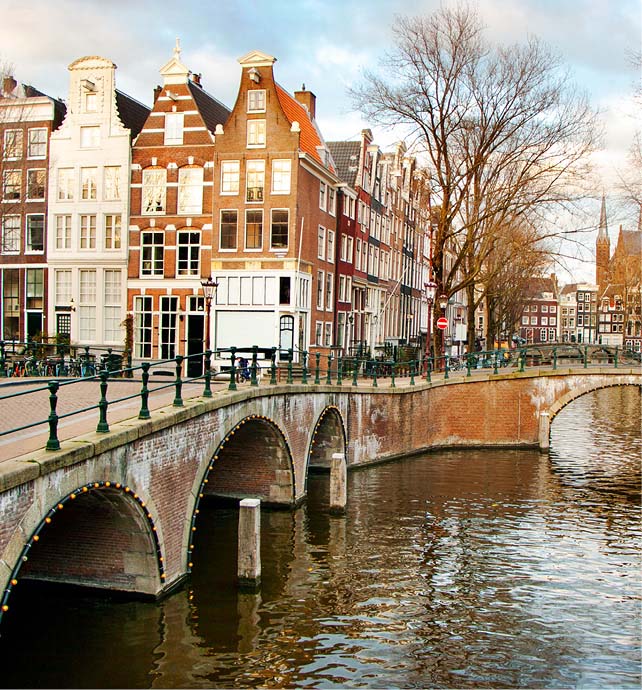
[0,367,639,620]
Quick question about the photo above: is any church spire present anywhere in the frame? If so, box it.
[597,193,609,241]
[595,193,611,287]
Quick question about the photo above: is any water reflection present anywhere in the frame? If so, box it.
[0,386,639,688]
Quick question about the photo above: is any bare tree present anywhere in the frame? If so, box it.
[352,4,600,355]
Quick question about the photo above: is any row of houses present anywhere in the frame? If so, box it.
[0,45,448,369]
[517,198,642,352]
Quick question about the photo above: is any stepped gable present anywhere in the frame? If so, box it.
[327,141,361,187]
[115,90,150,137]
[187,80,231,134]
[275,83,335,172]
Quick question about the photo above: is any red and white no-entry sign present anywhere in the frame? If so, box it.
[436,317,448,330]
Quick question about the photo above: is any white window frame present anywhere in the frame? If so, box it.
[327,229,335,264]
[79,126,100,148]
[3,129,22,160]
[103,166,121,201]
[246,119,266,148]
[271,159,291,194]
[317,226,326,260]
[247,90,266,112]
[141,231,165,276]
[317,269,325,309]
[246,160,265,202]
[26,168,45,200]
[220,160,240,195]
[177,230,201,276]
[319,182,327,211]
[55,215,72,250]
[104,214,122,250]
[79,214,96,249]
[81,167,97,200]
[57,168,74,201]
[270,209,289,250]
[244,208,263,251]
[142,168,167,214]
[219,209,238,251]
[1,215,20,254]
[25,214,44,253]
[27,128,47,158]
[177,167,203,215]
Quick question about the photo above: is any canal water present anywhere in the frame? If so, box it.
[0,386,640,688]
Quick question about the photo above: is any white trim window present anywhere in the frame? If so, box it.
[159,296,179,359]
[315,321,323,346]
[141,231,164,276]
[177,230,200,276]
[220,160,240,195]
[317,269,325,309]
[270,209,289,250]
[246,160,265,202]
[27,128,47,158]
[57,168,74,201]
[319,182,327,211]
[245,209,263,250]
[104,214,122,250]
[81,167,97,200]
[164,113,184,145]
[1,215,20,253]
[327,229,335,263]
[219,210,238,250]
[247,90,266,112]
[271,159,291,194]
[79,126,100,148]
[142,168,167,214]
[326,272,333,311]
[103,166,121,201]
[178,167,203,215]
[55,269,72,305]
[3,129,23,160]
[328,187,336,216]
[317,226,326,260]
[79,269,96,341]
[324,322,332,347]
[134,295,153,358]
[247,119,266,147]
[27,169,46,200]
[3,170,21,201]
[79,214,96,249]
[55,215,71,250]
[26,214,44,253]
[103,269,122,342]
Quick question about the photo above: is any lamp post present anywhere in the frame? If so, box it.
[424,281,437,375]
[200,275,218,356]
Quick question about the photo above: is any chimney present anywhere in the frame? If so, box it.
[294,83,316,120]
[153,85,162,103]
[191,72,202,87]
[2,76,17,96]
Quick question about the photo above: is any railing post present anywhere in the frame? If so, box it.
[270,347,277,385]
[301,350,309,384]
[314,352,321,384]
[173,355,184,406]
[519,348,526,373]
[286,348,293,384]
[493,350,499,375]
[444,355,450,379]
[390,362,396,388]
[466,353,472,377]
[45,380,61,451]
[138,362,151,419]
[372,361,378,387]
[426,357,432,382]
[410,360,416,385]
[583,345,588,369]
[203,350,213,398]
[229,347,238,391]
[96,370,110,433]
[0,340,5,377]
[613,346,618,368]
[351,358,359,386]
[83,345,91,378]
[326,354,333,385]
[250,345,259,386]
[553,347,558,370]
[337,357,343,386]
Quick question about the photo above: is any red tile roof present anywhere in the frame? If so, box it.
[275,84,334,173]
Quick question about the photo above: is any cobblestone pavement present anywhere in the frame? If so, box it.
[0,376,228,463]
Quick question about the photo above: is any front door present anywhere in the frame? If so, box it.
[186,313,204,377]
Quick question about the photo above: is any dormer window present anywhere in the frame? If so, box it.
[247,90,266,113]
[85,92,97,113]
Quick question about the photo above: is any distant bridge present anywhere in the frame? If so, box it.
[0,364,639,624]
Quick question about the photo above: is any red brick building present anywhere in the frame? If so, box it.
[127,43,230,374]
[518,274,559,344]
[209,50,340,360]
[0,77,65,341]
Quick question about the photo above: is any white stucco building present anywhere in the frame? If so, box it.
[47,56,149,350]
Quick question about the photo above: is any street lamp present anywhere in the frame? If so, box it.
[424,281,437,375]
[200,275,218,354]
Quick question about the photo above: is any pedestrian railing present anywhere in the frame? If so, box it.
[0,343,638,454]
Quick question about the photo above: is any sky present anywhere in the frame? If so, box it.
[1,0,639,283]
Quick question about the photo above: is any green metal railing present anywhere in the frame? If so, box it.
[0,342,638,454]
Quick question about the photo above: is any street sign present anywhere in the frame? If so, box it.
[436,317,448,330]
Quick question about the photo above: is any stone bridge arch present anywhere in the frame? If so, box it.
[1,481,163,618]
[307,405,347,476]
[547,381,641,422]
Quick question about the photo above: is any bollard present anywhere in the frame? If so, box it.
[45,380,61,451]
[314,353,321,384]
[96,371,110,433]
[330,453,347,515]
[203,350,213,398]
[287,348,293,384]
[270,347,277,385]
[250,346,259,386]
[138,362,151,419]
[229,347,238,391]
[538,411,550,451]
[301,351,309,384]
[173,355,184,406]
[326,354,333,385]
[238,498,261,589]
